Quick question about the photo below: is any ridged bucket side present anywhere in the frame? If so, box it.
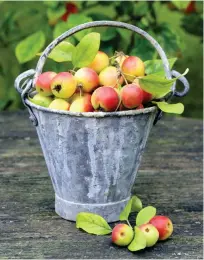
[29,106,156,222]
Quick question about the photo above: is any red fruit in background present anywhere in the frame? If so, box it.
[149,215,173,241]
[185,1,196,14]
[121,84,143,109]
[61,2,78,21]
[91,87,120,112]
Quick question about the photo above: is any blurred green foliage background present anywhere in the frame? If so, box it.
[0,0,203,118]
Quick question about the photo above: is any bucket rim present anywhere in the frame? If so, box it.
[25,98,157,118]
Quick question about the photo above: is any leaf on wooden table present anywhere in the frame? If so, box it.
[128,226,146,251]
[76,212,112,235]
[136,206,156,226]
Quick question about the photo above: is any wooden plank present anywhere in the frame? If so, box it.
[0,111,203,259]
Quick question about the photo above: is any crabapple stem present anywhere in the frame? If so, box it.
[123,72,137,79]
[77,85,83,98]
[70,69,76,74]
[121,71,128,85]
[127,219,132,228]
[115,51,125,58]
[115,62,128,85]
[115,99,121,112]
[109,55,117,60]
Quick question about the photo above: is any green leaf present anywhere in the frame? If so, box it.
[7,87,23,111]
[43,1,59,9]
[53,14,93,41]
[100,28,117,42]
[120,195,143,220]
[131,196,143,212]
[53,22,77,45]
[15,31,45,64]
[76,212,112,235]
[139,74,171,98]
[133,1,149,16]
[47,6,66,22]
[67,14,92,41]
[130,36,158,61]
[72,32,100,68]
[128,226,146,252]
[101,45,113,57]
[157,23,182,57]
[0,74,7,93]
[152,101,184,114]
[144,58,177,75]
[38,41,75,62]
[139,69,189,99]
[0,100,8,111]
[140,17,149,27]
[115,29,133,53]
[88,13,112,20]
[53,22,69,38]
[182,14,203,37]
[172,0,190,10]
[119,198,132,221]
[136,206,156,226]
[13,12,48,37]
[0,74,9,111]
[116,28,132,41]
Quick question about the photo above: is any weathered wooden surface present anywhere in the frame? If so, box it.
[0,111,203,259]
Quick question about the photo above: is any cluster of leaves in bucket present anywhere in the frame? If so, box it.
[76,195,159,252]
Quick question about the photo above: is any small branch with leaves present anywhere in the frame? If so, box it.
[76,195,173,252]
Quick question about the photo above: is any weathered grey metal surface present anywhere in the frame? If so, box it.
[28,101,157,222]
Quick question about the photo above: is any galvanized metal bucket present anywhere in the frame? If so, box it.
[14,21,189,222]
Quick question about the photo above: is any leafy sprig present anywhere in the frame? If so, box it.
[76,195,159,252]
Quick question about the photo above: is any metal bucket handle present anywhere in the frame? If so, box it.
[14,21,189,126]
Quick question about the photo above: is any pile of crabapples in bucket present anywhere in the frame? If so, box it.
[30,32,188,115]
[31,51,152,112]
